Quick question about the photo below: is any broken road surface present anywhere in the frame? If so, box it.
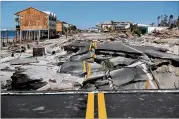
[1,33,179,91]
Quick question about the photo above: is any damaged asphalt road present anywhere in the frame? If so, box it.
[2,91,179,118]
[66,41,179,64]
[1,33,179,91]
[60,40,179,90]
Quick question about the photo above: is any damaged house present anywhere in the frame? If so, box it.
[15,7,57,41]
[97,21,132,32]
[56,20,77,34]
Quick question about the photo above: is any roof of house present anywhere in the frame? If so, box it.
[43,11,56,17]
[137,24,152,27]
[62,21,68,24]
[15,7,56,17]
[57,20,76,27]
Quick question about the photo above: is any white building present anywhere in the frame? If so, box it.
[43,11,57,30]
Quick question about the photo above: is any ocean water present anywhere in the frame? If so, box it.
[1,31,16,39]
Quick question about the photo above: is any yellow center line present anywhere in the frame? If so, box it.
[83,60,87,72]
[89,44,92,51]
[145,80,149,89]
[87,63,91,78]
[86,93,94,119]
[98,92,107,119]
[94,42,97,49]
[93,54,96,59]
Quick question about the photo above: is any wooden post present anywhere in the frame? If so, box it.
[34,31,36,41]
[31,31,33,41]
[13,30,15,44]
[28,30,30,40]
[36,31,37,41]
[6,30,8,44]
[15,30,17,43]
[48,30,49,39]
[36,30,39,45]
[2,31,4,47]
[33,31,34,41]
[26,31,28,40]
[21,31,23,42]
[3,31,5,46]
[26,31,29,40]
[24,31,26,41]
[39,30,40,41]
[22,31,25,41]
[14,15,16,44]
[20,30,22,43]
[31,31,32,41]
[48,15,49,39]
[0,31,1,49]
[29,31,31,41]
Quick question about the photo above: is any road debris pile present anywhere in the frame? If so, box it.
[152,28,179,39]
[1,33,179,91]
[62,40,179,90]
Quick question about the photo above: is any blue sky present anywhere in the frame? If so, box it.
[1,1,179,29]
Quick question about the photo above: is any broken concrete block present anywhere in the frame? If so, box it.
[10,71,46,90]
[117,81,146,90]
[109,64,148,87]
[33,46,45,57]
[97,85,113,90]
[60,61,102,76]
[94,80,109,86]
[49,79,57,83]
[46,46,61,55]
[10,58,38,65]
[81,84,97,91]
[37,80,81,91]
[109,56,135,66]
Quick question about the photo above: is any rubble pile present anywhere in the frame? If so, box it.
[152,28,179,39]
[1,33,179,92]
[62,40,179,90]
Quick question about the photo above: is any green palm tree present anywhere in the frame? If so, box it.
[169,15,174,27]
[169,15,174,19]
[163,14,168,26]
[157,16,160,26]
[177,16,179,27]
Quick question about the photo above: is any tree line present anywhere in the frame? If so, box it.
[157,15,179,28]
